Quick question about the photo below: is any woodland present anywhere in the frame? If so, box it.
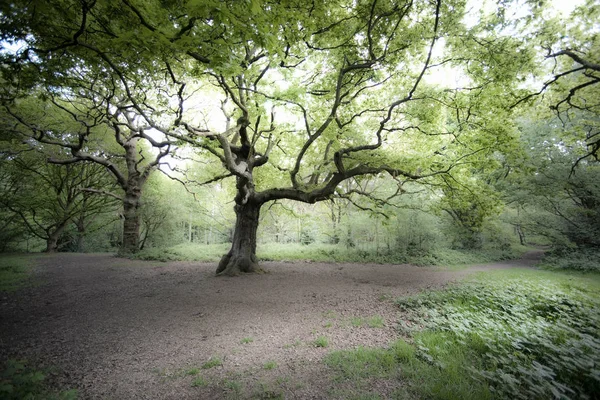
[0,0,599,398]
[0,0,598,272]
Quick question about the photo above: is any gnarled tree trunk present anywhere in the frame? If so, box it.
[45,221,69,253]
[217,201,262,276]
[121,191,141,255]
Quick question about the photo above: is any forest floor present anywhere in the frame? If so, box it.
[0,251,543,399]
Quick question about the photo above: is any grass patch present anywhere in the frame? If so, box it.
[366,315,385,328]
[201,357,223,370]
[263,361,277,370]
[223,379,243,395]
[185,367,200,376]
[191,376,208,387]
[240,337,254,344]
[325,346,398,381]
[349,315,385,328]
[314,336,329,348]
[0,359,78,400]
[0,255,33,292]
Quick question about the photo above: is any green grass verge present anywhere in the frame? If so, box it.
[0,255,34,292]
[325,268,600,399]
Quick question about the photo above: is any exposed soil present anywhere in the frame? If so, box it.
[0,251,543,399]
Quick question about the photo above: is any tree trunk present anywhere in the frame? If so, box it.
[516,224,526,246]
[45,232,60,253]
[45,222,69,253]
[75,216,86,252]
[121,193,141,254]
[216,202,262,276]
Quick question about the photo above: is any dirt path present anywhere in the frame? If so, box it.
[0,252,542,399]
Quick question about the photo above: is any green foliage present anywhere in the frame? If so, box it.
[540,247,600,272]
[0,255,32,292]
[396,269,600,399]
[130,241,525,266]
[240,337,254,344]
[131,243,229,262]
[0,359,78,400]
[325,338,491,400]
[326,268,600,399]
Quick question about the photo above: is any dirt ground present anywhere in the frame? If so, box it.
[0,251,543,399]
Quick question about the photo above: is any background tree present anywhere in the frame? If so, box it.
[516,0,599,162]
[0,147,117,252]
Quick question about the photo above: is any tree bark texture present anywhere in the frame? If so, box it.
[121,191,141,254]
[45,221,69,253]
[216,202,262,276]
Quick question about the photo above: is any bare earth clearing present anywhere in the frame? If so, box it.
[0,252,543,399]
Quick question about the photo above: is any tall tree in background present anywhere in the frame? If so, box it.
[0,1,183,254]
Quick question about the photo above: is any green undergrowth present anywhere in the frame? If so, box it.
[131,243,229,262]
[0,255,34,292]
[325,268,600,399]
[131,242,525,266]
[0,359,78,400]
[540,247,600,272]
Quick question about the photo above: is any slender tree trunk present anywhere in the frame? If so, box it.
[516,224,526,246]
[216,201,262,276]
[121,192,141,254]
